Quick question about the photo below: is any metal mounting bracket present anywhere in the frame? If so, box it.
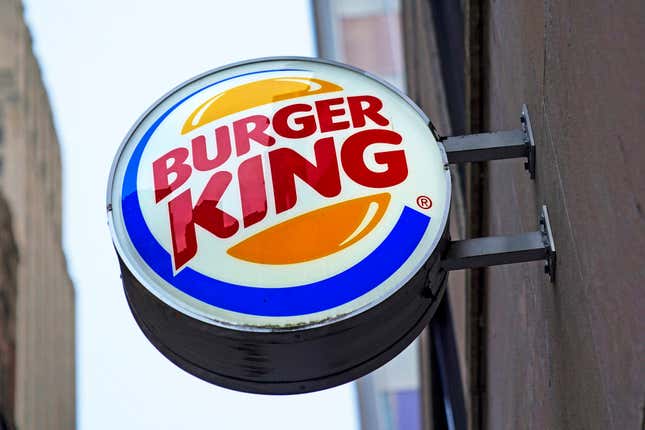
[442,205,556,282]
[442,104,536,179]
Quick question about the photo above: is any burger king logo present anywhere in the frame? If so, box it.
[108,58,450,329]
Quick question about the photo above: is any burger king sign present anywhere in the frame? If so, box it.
[107,58,451,393]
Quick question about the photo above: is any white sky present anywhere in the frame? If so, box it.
[22,1,360,429]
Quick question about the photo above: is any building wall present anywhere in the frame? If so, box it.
[313,0,406,89]
[0,1,75,429]
[400,0,644,428]
[482,1,644,429]
[401,3,472,428]
[0,193,18,430]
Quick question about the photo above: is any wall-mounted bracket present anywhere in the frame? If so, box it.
[442,104,536,179]
[442,205,556,282]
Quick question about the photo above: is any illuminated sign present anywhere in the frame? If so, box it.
[107,57,450,393]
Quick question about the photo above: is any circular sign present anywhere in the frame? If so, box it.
[107,57,450,393]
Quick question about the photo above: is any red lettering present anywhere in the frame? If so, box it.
[273,103,317,139]
[191,126,232,171]
[269,137,341,214]
[167,171,239,269]
[315,97,350,132]
[238,155,267,227]
[233,115,276,157]
[157,96,405,260]
[152,147,192,203]
[348,95,389,127]
[340,129,408,188]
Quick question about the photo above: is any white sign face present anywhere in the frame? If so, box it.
[108,58,450,329]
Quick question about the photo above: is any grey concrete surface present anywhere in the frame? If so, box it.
[484,1,645,429]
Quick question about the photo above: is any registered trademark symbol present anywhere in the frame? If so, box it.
[417,195,432,209]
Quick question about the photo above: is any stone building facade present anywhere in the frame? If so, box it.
[0,193,18,430]
[0,1,75,429]
[400,1,644,429]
